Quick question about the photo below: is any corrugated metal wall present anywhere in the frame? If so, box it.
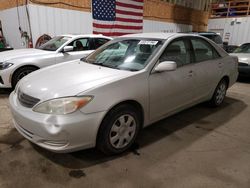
[208,17,250,45]
[0,5,30,48]
[29,4,93,44]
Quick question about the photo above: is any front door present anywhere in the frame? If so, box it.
[149,38,196,121]
[55,38,95,63]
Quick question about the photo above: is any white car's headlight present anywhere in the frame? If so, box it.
[0,62,13,70]
[33,96,93,115]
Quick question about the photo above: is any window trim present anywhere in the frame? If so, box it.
[190,36,222,63]
[62,37,91,52]
[158,37,193,67]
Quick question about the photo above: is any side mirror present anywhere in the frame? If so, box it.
[154,61,177,73]
[62,46,74,53]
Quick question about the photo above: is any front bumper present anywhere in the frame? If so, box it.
[0,69,12,88]
[9,92,107,153]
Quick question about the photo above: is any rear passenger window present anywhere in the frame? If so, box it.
[191,38,220,62]
[160,39,191,67]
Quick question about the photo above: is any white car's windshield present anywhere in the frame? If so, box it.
[234,43,250,53]
[84,39,163,71]
[39,36,71,51]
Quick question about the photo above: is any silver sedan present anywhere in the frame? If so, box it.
[9,33,238,155]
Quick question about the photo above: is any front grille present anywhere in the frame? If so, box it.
[18,89,40,108]
[239,62,249,67]
[0,76,3,84]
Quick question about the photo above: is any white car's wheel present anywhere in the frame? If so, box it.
[97,104,141,155]
[209,79,228,107]
[12,66,38,88]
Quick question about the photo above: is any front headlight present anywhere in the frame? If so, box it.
[33,96,93,115]
[0,62,13,70]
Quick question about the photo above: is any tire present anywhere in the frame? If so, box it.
[12,66,38,88]
[209,79,228,107]
[97,104,141,155]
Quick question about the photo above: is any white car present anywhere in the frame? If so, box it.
[230,43,250,77]
[9,33,238,155]
[0,34,111,88]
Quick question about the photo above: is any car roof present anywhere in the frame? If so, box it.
[60,34,112,39]
[119,32,199,40]
[198,32,219,36]
[182,31,219,36]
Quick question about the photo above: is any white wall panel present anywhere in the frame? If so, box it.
[28,4,93,45]
[208,17,250,45]
[143,20,192,33]
[0,5,30,48]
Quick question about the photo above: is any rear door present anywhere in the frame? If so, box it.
[190,37,223,100]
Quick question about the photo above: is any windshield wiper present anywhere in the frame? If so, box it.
[119,67,138,72]
[80,57,88,62]
[92,62,119,69]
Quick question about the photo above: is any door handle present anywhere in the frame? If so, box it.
[218,62,223,68]
[188,70,193,77]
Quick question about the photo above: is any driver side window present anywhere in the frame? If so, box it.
[67,38,91,51]
[160,39,191,67]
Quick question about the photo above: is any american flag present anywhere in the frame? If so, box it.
[92,0,144,37]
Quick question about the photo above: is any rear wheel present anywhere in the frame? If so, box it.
[12,66,38,88]
[97,104,140,155]
[209,79,228,107]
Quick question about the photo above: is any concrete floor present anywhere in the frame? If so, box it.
[1,81,250,188]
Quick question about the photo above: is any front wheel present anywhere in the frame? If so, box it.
[12,66,38,88]
[97,104,141,155]
[209,79,228,107]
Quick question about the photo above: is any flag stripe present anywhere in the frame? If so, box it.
[133,0,144,2]
[116,5,143,13]
[93,20,142,26]
[116,13,143,20]
[116,1,143,9]
[115,17,143,23]
[93,20,143,27]
[93,31,134,37]
[93,23,143,30]
[93,28,141,34]
[116,9,143,17]
[116,0,143,6]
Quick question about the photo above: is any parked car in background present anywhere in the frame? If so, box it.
[224,44,238,53]
[230,43,250,77]
[197,32,224,49]
[184,32,224,49]
[9,33,238,155]
[0,34,111,88]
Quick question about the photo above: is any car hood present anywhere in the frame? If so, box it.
[18,60,134,101]
[0,48,54,62]
[230,53,250,64]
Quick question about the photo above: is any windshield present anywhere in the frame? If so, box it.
[39,36,71,51]
[233,43,250,53]
[84,39,163,71]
